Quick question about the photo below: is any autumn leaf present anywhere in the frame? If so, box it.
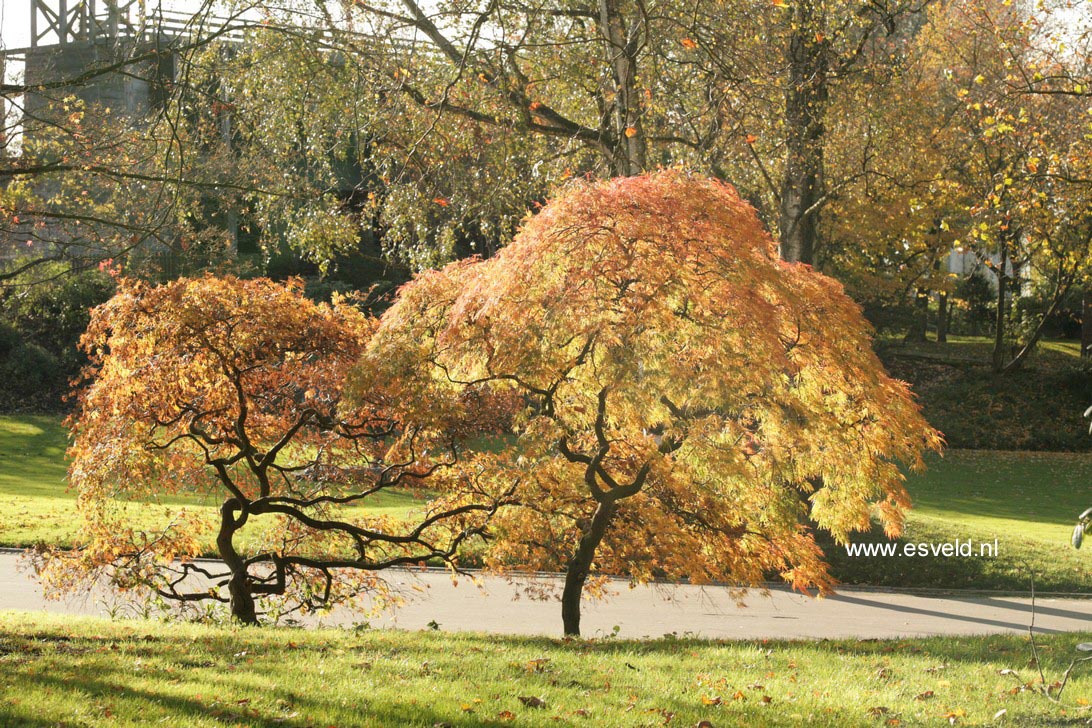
[680,38,697,49]
[624,126,638,138]
[943,708,966,725]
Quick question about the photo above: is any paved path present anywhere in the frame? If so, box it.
[2,551,1091,639]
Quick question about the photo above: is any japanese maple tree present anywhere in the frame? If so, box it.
[361,171,942,636]
[48,275,512,624]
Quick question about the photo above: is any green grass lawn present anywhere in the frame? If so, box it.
[0,415,423,551]
[1,612,1091,727]
[6,413,1092,593]
[826,451,1092,593]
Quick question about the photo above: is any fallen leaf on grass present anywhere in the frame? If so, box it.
[518,696,546,709]
[943,708,966,725]
[867,706,890,716]
[915,691,935,701]
[524,658,551,673]
[700,695,721,706]
[496,711,515,721]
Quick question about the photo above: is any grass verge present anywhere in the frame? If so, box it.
[3,612,1092,727]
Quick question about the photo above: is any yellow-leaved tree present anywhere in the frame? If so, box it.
[357,171,943,636]
[48,275,514,624]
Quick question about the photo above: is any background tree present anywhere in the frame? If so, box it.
[920,0,1092,371]
[361,171,942,636]
[0,2,266,283]
[45,275,514,623]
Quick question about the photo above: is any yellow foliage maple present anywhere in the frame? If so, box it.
[362,171,942,636]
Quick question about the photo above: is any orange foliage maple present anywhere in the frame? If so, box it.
[47,275,513,623]
[361,170,943,636]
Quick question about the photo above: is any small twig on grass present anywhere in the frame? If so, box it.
[1020,567,1092,703]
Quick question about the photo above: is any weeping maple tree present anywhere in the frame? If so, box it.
[361,171,943,636]
[47,275,513,624]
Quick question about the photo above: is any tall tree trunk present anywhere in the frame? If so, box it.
[598,0,645,176]
[217,500,257,624]
[561,500,617,637]
[937,292,949,343]
[991,246,1010,373]
[778,6,828,265]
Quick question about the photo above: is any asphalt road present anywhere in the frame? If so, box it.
[2,551,1090,639]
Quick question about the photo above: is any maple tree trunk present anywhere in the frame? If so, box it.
[561,500,616,637]
[217,500,258,625]
[777,9,828,265]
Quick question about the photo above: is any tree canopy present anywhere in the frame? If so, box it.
[360,171,943,635]
[46,274,514,623]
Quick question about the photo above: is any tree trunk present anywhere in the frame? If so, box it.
[217,500,257,624]
[991,247,1010,373]
[561,500,616,637]
[598,0,645,176]
[1003,278,1075,373]
[777,6,828,265]
[937,292,949,343]
[904,288,928,343]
